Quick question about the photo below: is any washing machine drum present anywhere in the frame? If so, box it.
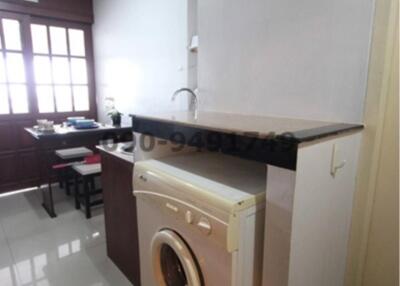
[152,229,203,286]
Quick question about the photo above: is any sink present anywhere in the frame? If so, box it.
[117,142,135,155]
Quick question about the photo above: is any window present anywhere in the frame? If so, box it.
[0,19,29,114]
[31,24,90,113]
[0,13,94,116]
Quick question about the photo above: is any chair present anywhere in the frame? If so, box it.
[73,160,102,219]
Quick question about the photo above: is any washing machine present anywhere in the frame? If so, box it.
[133,152,266,286]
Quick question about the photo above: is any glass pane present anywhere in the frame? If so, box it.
[9,84,28,114]
[31,24,49,54]
[52,57,70,84]
[73,86,89,111]
[2,19,22,51]
[0,85,9,114]
[37,86,55,113]
[71,58,88,84]
[50,27,68,55]
[55,86,72,112]
[68,29,85,56]
[34,56,52,84]
[6,53,26,83]
[0,56,6,82]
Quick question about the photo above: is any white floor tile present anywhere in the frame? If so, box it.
[84,243,132,286]
[0,191,56,241]
[0,241,20,286]
[0,221,7,245]
[0,189,133,286]
[0,191,39,218]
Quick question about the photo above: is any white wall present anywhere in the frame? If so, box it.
[93,0,190,125]
[198,0,375,123]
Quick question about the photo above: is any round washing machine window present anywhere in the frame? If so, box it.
[160,244,187,284]
[151,229,202,286]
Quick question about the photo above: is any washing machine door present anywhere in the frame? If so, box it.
[152,229,202,286]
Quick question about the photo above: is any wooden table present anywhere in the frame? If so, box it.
[25,124,132,218]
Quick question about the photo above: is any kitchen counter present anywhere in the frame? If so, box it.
[130,111,363,170]
[130,111,362,142]
[130,110,363,285]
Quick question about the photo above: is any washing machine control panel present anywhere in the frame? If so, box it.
[197,217,212,235]
[165,202,212,235]
[166,202,179,213]
[167,205,212,235]
[185,211,194,224]
[134,169,229,248]
[165,202,212,232]
[165,202,214,236]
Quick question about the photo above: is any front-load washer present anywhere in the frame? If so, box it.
[133,152,266,286]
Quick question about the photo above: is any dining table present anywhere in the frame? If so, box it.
[25,123,132,218]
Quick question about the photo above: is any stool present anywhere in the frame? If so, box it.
[73,163,102,219]
[55,147,93,195]
[44,162,80,218]
[55,147,94,160]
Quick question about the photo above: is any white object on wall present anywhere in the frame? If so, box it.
[330,144,347,177]
[189,35,199,52]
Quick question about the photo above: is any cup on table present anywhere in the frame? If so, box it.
[37,119,48,129]
[42,121,54,131]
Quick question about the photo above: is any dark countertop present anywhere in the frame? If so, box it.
[130,111,363,170]
[130,111,363,143]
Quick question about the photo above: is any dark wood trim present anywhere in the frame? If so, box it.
[101,150,141,286]
[21,12,38,115]
[0,1,93,24]
[85,21,97,119]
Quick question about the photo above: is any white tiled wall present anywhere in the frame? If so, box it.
[198,0,375,122]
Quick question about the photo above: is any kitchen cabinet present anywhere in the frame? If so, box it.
[100,149,140,286]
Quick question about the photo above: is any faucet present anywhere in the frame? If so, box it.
[171,88,198,111]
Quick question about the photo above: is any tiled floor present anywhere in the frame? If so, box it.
[0,187,132,286]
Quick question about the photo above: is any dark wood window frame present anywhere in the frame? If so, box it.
[0,11,97,121]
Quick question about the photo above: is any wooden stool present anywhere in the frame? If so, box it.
[55,147,93,195]
[45,162,81,218]
[73,163,102,219]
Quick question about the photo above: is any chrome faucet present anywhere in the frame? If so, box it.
[171,88,198,111]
